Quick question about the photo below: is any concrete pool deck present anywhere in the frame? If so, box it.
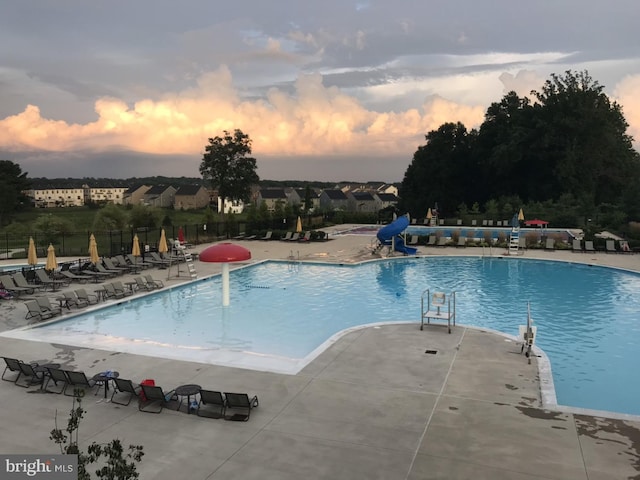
[0,226,639,479]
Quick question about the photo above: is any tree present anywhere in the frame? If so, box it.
[50,390,144,479]
[0,160,31,226]
[199,129,260,208]
[93,204,128,231]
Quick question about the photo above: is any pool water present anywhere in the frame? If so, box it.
[6,257,640,416]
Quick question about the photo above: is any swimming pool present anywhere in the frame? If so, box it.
[4,257,640,416]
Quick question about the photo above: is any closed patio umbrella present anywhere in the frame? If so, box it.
[89,233,99,265]
[426,208,432,220]
[27,237,38,266]
[296,216,302,233]
[178,226,185,245]
[518,208,525,221]
[45,244,57,273]
[158,229,168,254]
[132,234,141,267]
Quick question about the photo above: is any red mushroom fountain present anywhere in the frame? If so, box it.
[199,243,251,306]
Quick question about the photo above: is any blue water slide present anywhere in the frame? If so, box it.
[377,215,417,255]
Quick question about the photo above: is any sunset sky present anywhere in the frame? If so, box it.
[1,1,639,182]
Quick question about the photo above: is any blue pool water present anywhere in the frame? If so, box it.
[8,257,640,416]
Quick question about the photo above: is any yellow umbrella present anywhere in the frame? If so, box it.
[518,208,525,221]
[158,229,168,254]
[88,233,99,264]
[45,244,57,272]
[132,234,141,257]
[295,216,302,233]
[426,208,432,219]
[27,237,38,266]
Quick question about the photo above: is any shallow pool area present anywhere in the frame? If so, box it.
[4,257,640,416]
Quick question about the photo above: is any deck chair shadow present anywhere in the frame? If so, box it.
[111,378,141,406]
[139,385,177,413]
[223,392,259,421]
[197,389,226,419]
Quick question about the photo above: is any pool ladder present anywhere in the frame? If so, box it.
[288,250,300,271]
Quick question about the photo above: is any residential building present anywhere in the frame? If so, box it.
[257,188,299,211]
[319,189,349,211]
[376,192,400,210]
[123,185,151,206]
[142,185,177,208]
[347,191,381,213]
[217,197,245,214]
[294,188,321,212]
[174,185,209,210]
[83,185,127,205]
[28,187,85,208]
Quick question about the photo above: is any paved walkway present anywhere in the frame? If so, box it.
[0,227,639,479]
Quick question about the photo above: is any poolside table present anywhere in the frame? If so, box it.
[92,371,119,399]
[175,384,201,414]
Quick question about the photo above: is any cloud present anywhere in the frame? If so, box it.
[613,74,640,144]
[0,66,485,161]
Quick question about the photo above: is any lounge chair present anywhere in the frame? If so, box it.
[224,392,259,421]
[24,300,54,322]
[280,232,292,241]
[61,291,88,308]
[260,231,273,241]
[12,272,38,292]
[75,288,98,305]
[545,238,555,250]
[197,389,226,419]
[457,219,463,226]
[103,283,124,299]
[95,263,121,277]
[2,357,26,383]
[408,235,419,246]
[144,274,164,288]
[456,237,467,248]
[104,258,130,273]
[59,270,92,283]
[112,281,133,297]
[519,237,527,250]
[148,252,170,267]
[436,236,447,247]
[0,275,33,296]
[605,240,617,253]
[64,370,97,396]
[572,239,582,252]
[16,362,46,388]
[110,378,141,406]
[471,220,477,226]
[124,254,153,269]
[426,235,437,246]
[585,241,596,253]
[36,297,62,316]
[133,276,155,291]
[34,269,67,290]
[298,231,311,242]
[620,240,632,253]
[288,232,300,241]
[138,385,177,413]
[43,368,69,394]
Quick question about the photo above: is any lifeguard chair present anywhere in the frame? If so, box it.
[420,289,456,333]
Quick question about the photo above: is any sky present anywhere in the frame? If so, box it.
[1,1,639,183]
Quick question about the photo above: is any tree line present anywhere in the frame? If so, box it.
[399,70,640,231]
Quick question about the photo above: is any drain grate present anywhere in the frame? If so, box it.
[425,349,438,354]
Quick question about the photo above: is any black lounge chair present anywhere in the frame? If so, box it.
[64,370,97,396]
[111,378,141,406]
[223,392,259,421]
[43,368,69,394]
[112,281,133,297]
[34,269,67,290]
[16,362,46,388]
[103,283,124,299]
[61,291,88,308]
[133,277,155,291]
[197,389,226,419]
[138,385,177,413]
[2,357,26,383]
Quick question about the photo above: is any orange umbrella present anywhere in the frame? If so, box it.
[158,229,168,254]
[45,244,57,272]
[296,216,302,233]
[27,237,38,266]
[426,208,432,220]
[89,234,99,264]
[518,208,525,221]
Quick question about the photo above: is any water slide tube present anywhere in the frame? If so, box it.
[376,215,418,255]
